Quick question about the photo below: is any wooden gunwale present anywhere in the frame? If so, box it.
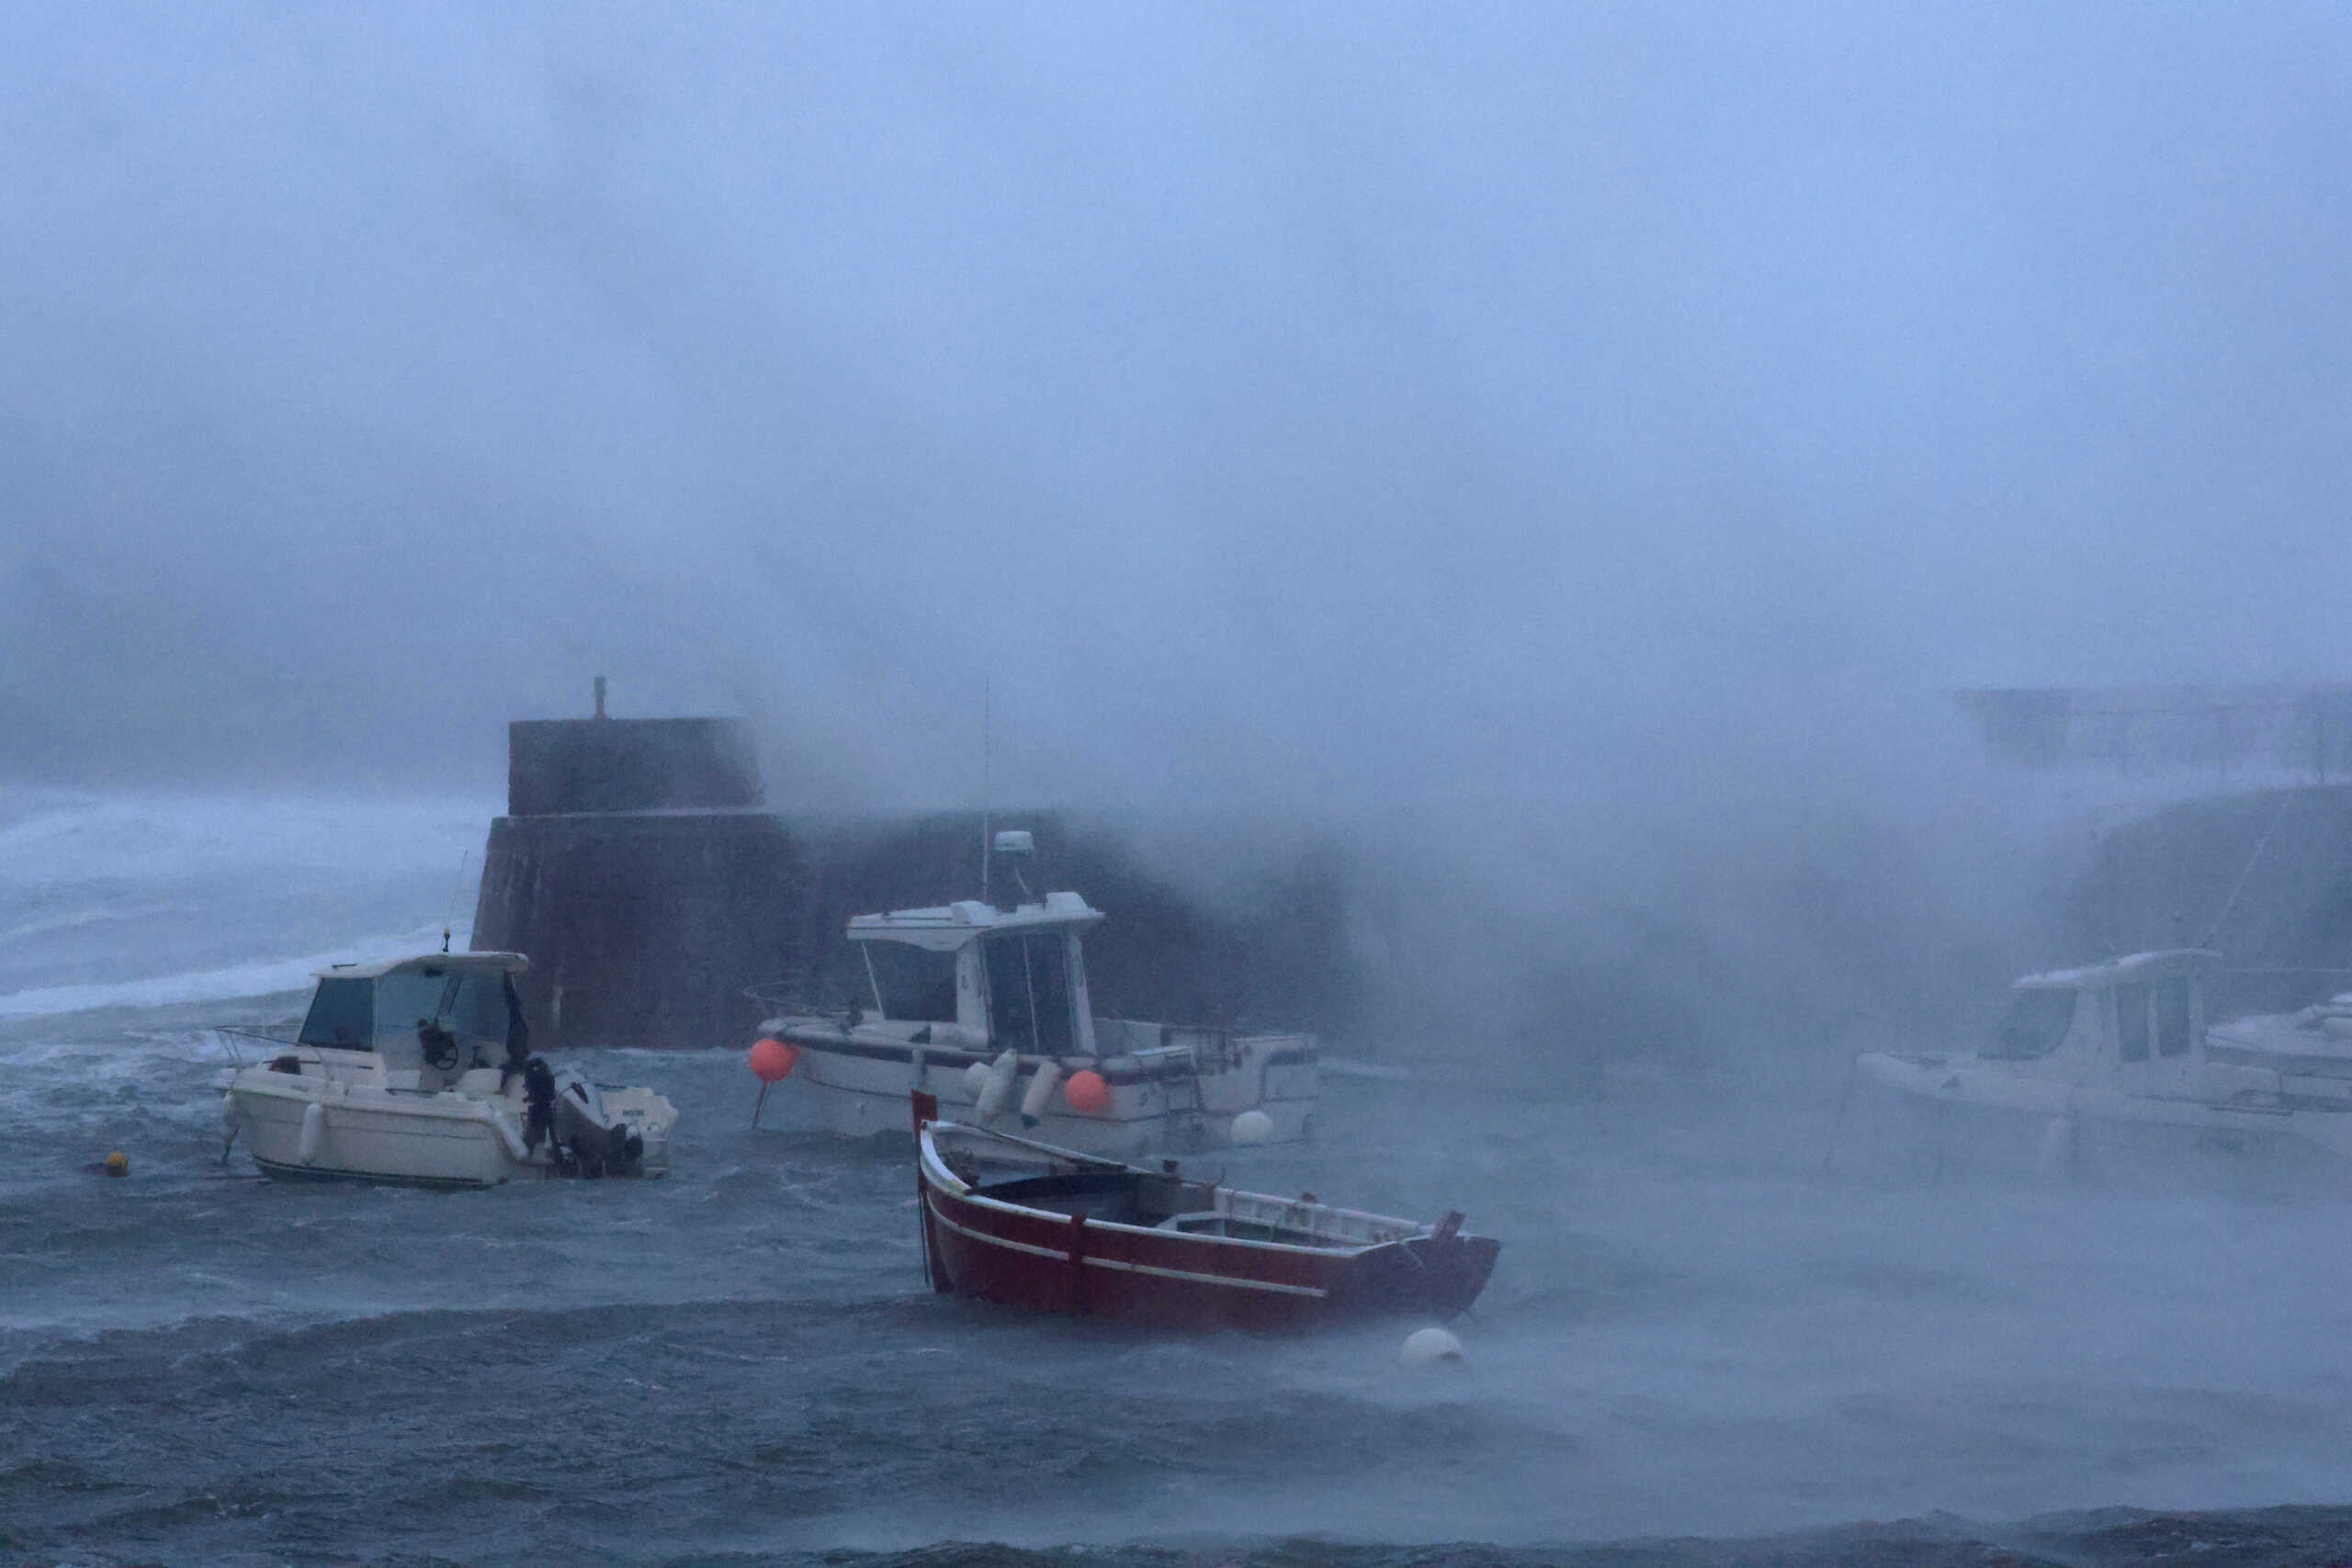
[920,1126,1405,1257]
[920,1191,1334,1297]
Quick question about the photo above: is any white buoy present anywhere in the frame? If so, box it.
[963,1060,992,1100]
[1019,1060,1063,1127]
[298,1100,326,1166]
[972,1050,1020,1123]
[1398,1326,1464,1367]
[1230,1109,1275,1145]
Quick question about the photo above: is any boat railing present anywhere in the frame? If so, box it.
[213,1025,301,1069]
[1222,1189,1422,1247]
[743,971,860,1025]
[927,1112,1141,1174]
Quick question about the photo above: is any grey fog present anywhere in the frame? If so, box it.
[6,6,2352,1567]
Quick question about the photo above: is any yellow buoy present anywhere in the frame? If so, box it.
[104,1151,129,1178]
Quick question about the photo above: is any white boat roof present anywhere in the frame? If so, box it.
[311,952,530,981]
[2014,949,2220,989]
[2207,1010,2352,1060]
[849,892,1103,952]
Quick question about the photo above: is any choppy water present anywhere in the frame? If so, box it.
[7,791,2352,1566]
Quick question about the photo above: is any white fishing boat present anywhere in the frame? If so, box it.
[752,832,1317,1156]
[1852,948,2352,1172]
[222,951,677,1188]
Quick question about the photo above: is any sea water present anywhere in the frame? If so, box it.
[7,790,2352,1566]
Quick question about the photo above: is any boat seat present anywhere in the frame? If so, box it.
[1156,1211,1225,1234]
[454,1067,505,1098]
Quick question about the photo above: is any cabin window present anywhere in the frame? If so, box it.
[443,970,514,1049]
[299,978,376,1048]
[2116,984,2151,1063]
[985,932,1074,1055]
[863,943,959,1022]
[300,967,518,1054]
[1986,988,2075,1059]
[2154,978,2193,1058]
[376,969,457,1043]
[365,966,514,1050]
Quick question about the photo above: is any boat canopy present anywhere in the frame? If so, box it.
[298,953,530,1055]
[848,893,1103,953]
[311,952,529,981]
[2013,949,2220,990]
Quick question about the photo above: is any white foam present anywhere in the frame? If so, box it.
[0,925,456,1019]
[0,788,492,886]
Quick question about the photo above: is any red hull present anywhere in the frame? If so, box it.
[913,1101,1498,1331]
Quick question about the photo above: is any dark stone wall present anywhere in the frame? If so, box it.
[470,807,1362,1051]
[507,718,763,816]
[2064,785,2352,1014]
[472,811,806,1050]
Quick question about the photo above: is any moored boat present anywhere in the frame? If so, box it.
[910,1091,1498,1330]
[222,951,677,1188]
[753,830,1317,1156]
[1851,948,2352,1172]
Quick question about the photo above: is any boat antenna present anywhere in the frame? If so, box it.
[2201,790,2297,951]
[443,849,472,954]
[980,674,993,904]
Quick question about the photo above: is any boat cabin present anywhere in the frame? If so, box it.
[847,893,1102,1057]
[1984,948,2216,1087]
[295,952,531,1078]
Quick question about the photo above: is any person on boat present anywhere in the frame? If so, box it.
[500,970,532,1084]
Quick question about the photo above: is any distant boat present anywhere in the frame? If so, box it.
[222,952,677,1188]
[1854,948,2352,1171]
[909,1091,1498,1330]
[753,830,1316,1156]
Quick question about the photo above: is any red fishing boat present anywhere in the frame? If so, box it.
[910,1092,1499,1330]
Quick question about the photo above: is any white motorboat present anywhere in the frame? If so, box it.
[222,951,677,1188]
[753,832,1317,1156]
[1853,948,2352,1171]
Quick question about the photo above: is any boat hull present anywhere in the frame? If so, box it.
[227,1074,673,1188]
[230,1080,532,1187]
[786,1027,1316,1156]
[247,1152,512,1190]
[1855,1051,2352,1167]
[914,1123,1497,1332]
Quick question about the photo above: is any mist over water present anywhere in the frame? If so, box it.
[8,786,2352,1564]
[6,4,2352,1563]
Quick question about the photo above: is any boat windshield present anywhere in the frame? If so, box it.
[2117,984,2151,1062]
[1986,987,2077,1060]
[985,932,1074,1054]
[299,965,515,1052]
[2154,977,2194,1057]
[299,978,374,1047]
[863,942,958,1022]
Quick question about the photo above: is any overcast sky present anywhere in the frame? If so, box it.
[4,4,2348,806]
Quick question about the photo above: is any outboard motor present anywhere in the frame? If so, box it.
[549,1071,645,1178]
